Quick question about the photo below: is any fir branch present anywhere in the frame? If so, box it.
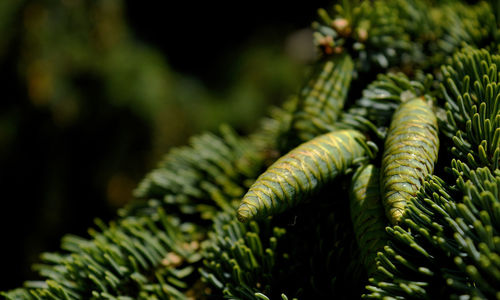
[200,213,287,299]
[440,47,500,170]
[342,71,432,131]
[3,209,203,300]
[431,2,498,64]
[5,1,500,299]
[123,126,265,221]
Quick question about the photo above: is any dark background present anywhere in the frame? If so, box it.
[127,1,323,83]
[0,0,324,291]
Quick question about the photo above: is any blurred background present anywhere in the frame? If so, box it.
[0,0,324,291]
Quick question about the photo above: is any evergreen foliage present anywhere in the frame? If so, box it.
[4,0,500,299]
[440,48,500,170]
[201,213,287,299]
[127,125,264,222]
[5,210,201,300]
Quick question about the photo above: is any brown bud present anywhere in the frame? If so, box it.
[332,18,352,37]
[324,46,334,55]
[318,35,335,55]
[333,46,344,54]
[318,35,333,46]
[161,252,183,267]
